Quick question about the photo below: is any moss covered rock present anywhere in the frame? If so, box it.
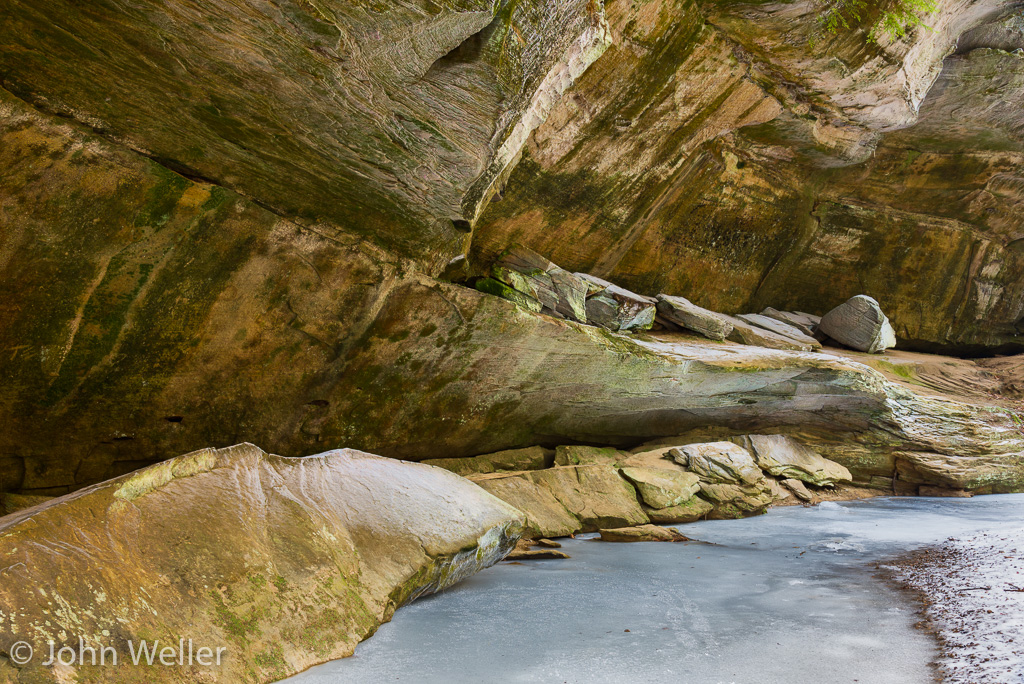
[0,444,523,683]
[421,446,554,476]
[470,465,649,537]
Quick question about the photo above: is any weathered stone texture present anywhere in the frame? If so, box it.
[0,444,523,683]
[0,0,610,264]
[470,0,1024,353]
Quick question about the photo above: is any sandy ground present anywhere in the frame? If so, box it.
[888,530,1024,683]
[825,346,1024,411]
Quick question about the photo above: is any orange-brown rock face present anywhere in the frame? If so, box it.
[472,0,1024,354]
[0,0,1023,496]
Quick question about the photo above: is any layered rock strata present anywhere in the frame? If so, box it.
[462,433,852,532]
[470,0,1024,353]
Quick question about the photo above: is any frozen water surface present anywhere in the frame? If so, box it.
[282,494,1024,684]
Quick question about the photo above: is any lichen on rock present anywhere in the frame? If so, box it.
[0,444,523,683]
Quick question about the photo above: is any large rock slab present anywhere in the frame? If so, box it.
[697,482,775,519]
[644,497,714,524]
[422,446,553,476]
[576,274,657,331]
[737,314,822,350]
[0,444,523,683]
[333,282,1024,494]
[723,314,818,352]
[527,466,649,531]
[759,308,821,338]
[620,467,701,509]
[669,442,767,487]
[471,465,649,537]
[782,478,814,502]
[492,245,589,322]
[656,295,734,341]
[737,434,852,487]
[818,295,897,353]
[468,473,581,538]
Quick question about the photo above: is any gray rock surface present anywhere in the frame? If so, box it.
[493,245,589,322]
[576,273,656,331]
[782,478,814,502]
[724,314,819,352]
[818,295,897,353]
[759,308,822,337]
[737,313,822,350]
[656,295,734,340]
[738,434,852,487]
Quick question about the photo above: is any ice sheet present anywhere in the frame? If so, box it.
[282,494,1024,684]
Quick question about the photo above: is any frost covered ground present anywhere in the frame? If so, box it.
[891,526,1024,683]
[283,495,1024,684]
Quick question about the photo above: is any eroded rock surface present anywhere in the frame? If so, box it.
[620,467,701,509]
[470,0,1024,354]
[656,295,734,341]
[0,0,1022,510]
[738,434,853,487]
[724,314,820,352]
[0,0,611,263]
[0,444,523,682]
[470,465,648,537]
[737,314,822,351]
[576,274,657,331]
